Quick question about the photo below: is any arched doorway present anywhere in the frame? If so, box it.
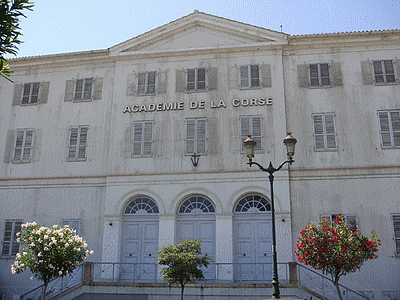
[233,194,272,282]
[121,197,159,282]
[177,195,216,280]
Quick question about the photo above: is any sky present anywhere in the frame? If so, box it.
[11,0,400,58]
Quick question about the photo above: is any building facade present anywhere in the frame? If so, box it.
[0,11,399,299]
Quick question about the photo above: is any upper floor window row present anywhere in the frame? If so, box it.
[65,77,103,102]
[299,59,399,88]
[12,82,50,106]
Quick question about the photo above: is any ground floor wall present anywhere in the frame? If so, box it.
[290,168,400,292]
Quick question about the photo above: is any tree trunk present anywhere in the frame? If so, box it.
[333,277,342,300]
[41,281,49,300]
[180,284,185,300]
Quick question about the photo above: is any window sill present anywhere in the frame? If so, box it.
[309,85,333,89]
[185,89,207,94]
[314,148,338,152]
[373,82,398,86]
[239,86,262,90]
[131,155,153,158]
[12,160,31,164]
[381,146,400,149]
[66,159,87,162]
[136,93,157,96]
[73,99,93,103]
[20,103,39,106]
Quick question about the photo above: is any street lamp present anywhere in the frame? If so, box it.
[243,132,297,299]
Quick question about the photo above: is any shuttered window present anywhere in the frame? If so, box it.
[313,113,337,150]
[74,78,93,101]
[372,60,396,84]
[392,215,400,256]
[241,116,262,151]
[137,71,156,94]
[68,126,88,161]
[320,214,358,228]
[61,219,81,235]
[132,121,153,157]
[186,118,207,154]
[13,129,34,163]
[378,110,400,147]
[240,65,260,88]
[309,63,331,87]
[186,68,206,91]
[2,220,22,256]
[21,82,40,104]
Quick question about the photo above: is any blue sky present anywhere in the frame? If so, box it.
[13,0,400,58]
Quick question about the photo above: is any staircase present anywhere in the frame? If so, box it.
[19,262,373,300]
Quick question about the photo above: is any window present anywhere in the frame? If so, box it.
[309,63,331,87]
[68,126,88,161]
[392,215,400,256]
[13,129,34,163]
[21,82,40,104]
[313,113,337,150]
[132,121,153,156]
[320,214,358,228]
[186,68,206,91]
[74,78,93,101]
[61,219,81,235]
[186,118,207,154]
[378,110,400,147]
[372,60,396,84]
[240,65,260,88]
[137,72,156,94]
[2,220,22,256]
[241,116,262,151]
[125,198,159,214]
[178,196,215,214]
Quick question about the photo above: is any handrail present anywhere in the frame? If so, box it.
[20,265,83,300]
[297,264,370,300]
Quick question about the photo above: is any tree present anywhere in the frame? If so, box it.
[11,222,93,300]
[0,0,34,81]
[157,239,213,300]
[294,215,381,300]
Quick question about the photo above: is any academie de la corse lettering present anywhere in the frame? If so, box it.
[123,97,273,113]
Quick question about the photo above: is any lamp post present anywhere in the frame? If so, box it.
[243,132,297,299]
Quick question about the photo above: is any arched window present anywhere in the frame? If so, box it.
[234,194,271,213]
[178,196,215,214]
[124,197,159,215]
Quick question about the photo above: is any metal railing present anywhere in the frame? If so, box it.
[91,262,290,284]
[297,264,370,300]
[20,265,83,300]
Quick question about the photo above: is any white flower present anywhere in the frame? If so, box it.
[58,271,62,275]
[22,252,27,256]
[89,250,94,255]
[16,232,20,236]
[44,235,48,240]
[30,277,33,280]
[44,247,49,251]
[30,243,35,247]
[11,267,16,274]
[38,252,42,257]
[29,236,33,241]
[15,253,21,259]
[65,243,69,248]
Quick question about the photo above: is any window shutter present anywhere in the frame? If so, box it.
[240,65,249,87]
[241,116,250,148]
[361,61,373,85]
[331,63,342,86]
[175,70,186,93]
[93,77,103,100]
[132,122,143,156]
[78,127,88,159]
[208,67,218,90]
[65,80,75,102]
[39,81,50,104]
[391,111,400,146]
[12,84,23,106]
[297,65,309,88]
[68,127,79,159]
[228,66,238,89]
[325,114,336,149]
[126,73,136,96]
[252,116,262,151]
[158,71,168,94]
[186,119,195,154]
[4,130,15,163]
[143,122,153,156]
[2,221,13,255]
[378,111,392,147]
[313,115,325,149]
[393,215,400,256]
[261,64,272,88]
[197,119,206,154]
[32,129,42,162]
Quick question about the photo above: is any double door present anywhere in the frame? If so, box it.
[234,215,272,282]
[121,218,158,282]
